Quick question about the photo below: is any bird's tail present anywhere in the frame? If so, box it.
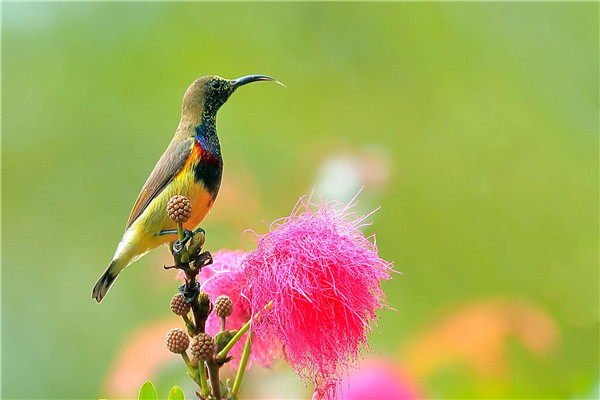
[92,260,123,303]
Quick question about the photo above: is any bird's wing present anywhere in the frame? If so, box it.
[126,138,194,228]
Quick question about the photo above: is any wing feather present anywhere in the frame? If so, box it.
[126,138,194,228]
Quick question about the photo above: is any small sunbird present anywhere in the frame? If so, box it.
[92,75,280,303]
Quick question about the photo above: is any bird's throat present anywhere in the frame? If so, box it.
[194,118,221,158]
[192,117,223,197]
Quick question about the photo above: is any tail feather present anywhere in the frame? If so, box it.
[92,261,120,303]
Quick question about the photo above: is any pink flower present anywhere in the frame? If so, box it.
[177,250,281,368]
[244,194,394,399]
[339,359,422,400]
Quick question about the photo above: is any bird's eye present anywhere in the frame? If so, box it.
[210,80,221,89]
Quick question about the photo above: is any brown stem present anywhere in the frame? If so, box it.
[191,303,205,333]
[206,359,222,400]
[184,269,207,333]
[164,220,216,395]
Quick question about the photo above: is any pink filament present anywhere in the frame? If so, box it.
[244,196,393,399]
[176,250,281,368]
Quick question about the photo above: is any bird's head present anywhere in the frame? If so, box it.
[182,74,280,120]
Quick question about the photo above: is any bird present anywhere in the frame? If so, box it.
[92,74,279,303]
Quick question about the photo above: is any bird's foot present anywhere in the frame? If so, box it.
[159,228,204,244]
[171,229,195,254]
[158,229,179,236]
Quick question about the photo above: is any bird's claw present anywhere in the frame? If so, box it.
[172,241,185,254]
[160,228,205,255]
[172,229,195,254]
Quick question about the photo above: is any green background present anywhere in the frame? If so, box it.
[2,2,598,399]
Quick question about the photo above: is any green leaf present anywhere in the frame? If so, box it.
[138,381,158,400]
[168,386,185,400]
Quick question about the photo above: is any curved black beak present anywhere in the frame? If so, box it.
[230,75,283,88]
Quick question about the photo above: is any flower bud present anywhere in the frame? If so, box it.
[167,195,192,223]
[197,291,211,318]
[214,295,233,318]
[165,328,190,353]
[170,293,191,316]
[188,231,206,257]
[190,333,216,361]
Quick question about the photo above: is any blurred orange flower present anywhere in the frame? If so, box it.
[102,319,176,398]
[403,297,559,379]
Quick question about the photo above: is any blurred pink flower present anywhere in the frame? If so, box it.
[177,249,282,368]
[244,194,394,399]
[339,359,422,400]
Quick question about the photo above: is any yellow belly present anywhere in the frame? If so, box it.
[117,164,217,264]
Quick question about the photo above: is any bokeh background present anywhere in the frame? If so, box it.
[2,2,598,399]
